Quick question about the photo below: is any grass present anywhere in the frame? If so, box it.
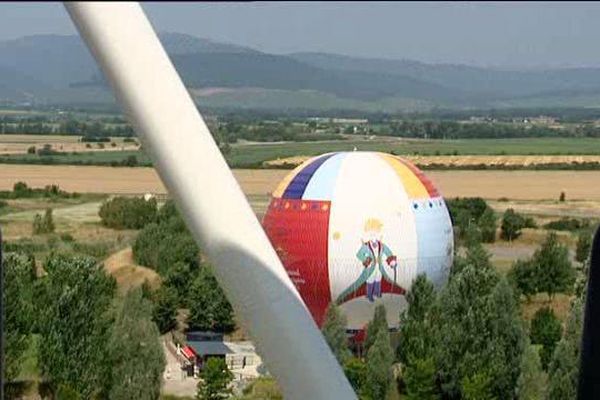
[1,137,600,168]
[0,150,151,166]
[228,137,600,167]
[18,335,41,381]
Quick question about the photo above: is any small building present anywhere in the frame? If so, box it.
[181,331,263,380]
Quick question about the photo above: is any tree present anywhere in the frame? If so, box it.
[107,288,165,400]
[532,232,575,299]
[529,307,562,370]
[152,285,179,334]
[132,214,199,274]
[321,303,351,365]
[516,341,546,400]
[43,208,55,232]
[547,298,583,400]
[197,357,234,400]
[398,274,436,364]
[461,372,495,400]
[343,358,367,398]
[435,267,525,399]
[478,208,497,243]
[364,304,388,353]
[187,266,236,333]
[163,261,196,305]
[508,259,537,300]
[3,253,36,382]
[404,357,438,400]
[576,231,592,263]
[36,254,116,398]
[365,329,394,400]
[509,233,575,301]
[33,208,55,234]
[500,208,525,241]
[98,196,158,230]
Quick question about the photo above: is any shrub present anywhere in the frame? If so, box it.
[60,233,75,242]
[33,208,55,234]
[501,208,526,241]
[99,196,157,230]
[509,232,575,300]
[576,231,593,263]
[133,200,199,273]
[37,144,57,156]
[0,182,76,200]
[447,197,497,243]
[544,217,589,232]
[122,155,138,167]
[27,145,36,154]
[530,307,562,370]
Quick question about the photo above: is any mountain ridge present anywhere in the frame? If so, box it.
[2,33,600,111]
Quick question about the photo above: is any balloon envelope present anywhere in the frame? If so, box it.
[262,152,454,330]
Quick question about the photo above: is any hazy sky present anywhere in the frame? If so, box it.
[2,2,600,68]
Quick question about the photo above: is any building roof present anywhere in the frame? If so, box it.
[186,331,224,342]
[188,341,233,357]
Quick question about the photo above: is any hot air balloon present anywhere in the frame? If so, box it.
[262,151,454,332]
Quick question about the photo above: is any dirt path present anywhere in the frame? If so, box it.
[103,247,160,292]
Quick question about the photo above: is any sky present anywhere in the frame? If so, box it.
[1,2,600,68]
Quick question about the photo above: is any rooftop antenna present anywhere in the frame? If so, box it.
[63,3,355,399]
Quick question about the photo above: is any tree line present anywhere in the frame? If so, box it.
[320,228,588,400]
[3,253,165,399]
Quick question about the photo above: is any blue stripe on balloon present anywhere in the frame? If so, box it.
[282,153,337,199]
[302,153,347,201]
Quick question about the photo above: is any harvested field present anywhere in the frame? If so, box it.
[2,165,600,201]
[0,134,138,155]
[265,154,600,168]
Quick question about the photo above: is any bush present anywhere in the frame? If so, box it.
[508,259,537,300]
[99,196,158,230]
[576,231,593,263]
[501,208,527,241]
[37,144,58,156]
[33,208,55,235]
[72,241,112,259]
[122,155,138,167]
[530,307,562,370]
[508,232,575,299]
[60,233,75,242]
[0,182,76,200]
[27,145,36,154]
[133,200,198,273]
[544,217,589,232]
[447,197,497,243]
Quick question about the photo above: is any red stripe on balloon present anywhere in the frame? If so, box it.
[262,198,332,327]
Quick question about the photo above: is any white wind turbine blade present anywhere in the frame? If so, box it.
[63,3,356,399]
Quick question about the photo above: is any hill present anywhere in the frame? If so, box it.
[2,33,600,112]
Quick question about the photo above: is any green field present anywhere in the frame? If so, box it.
[228,137,600,166]
[1,137,600,168]
[0,150,152,166]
